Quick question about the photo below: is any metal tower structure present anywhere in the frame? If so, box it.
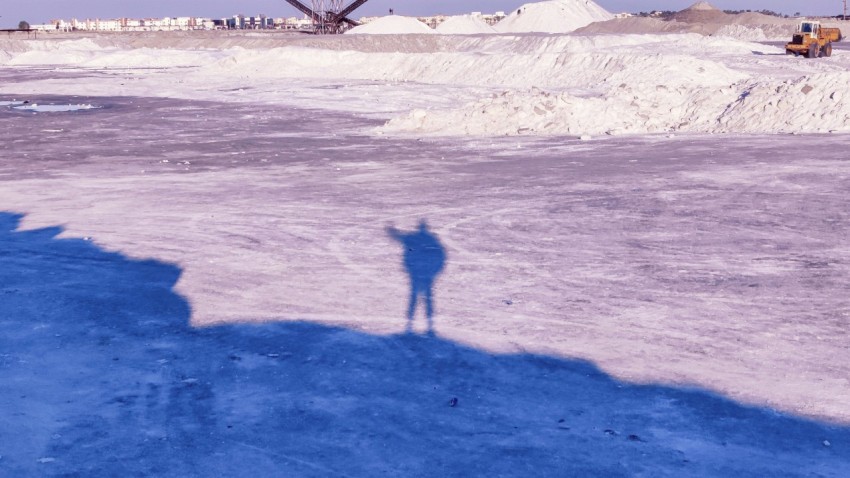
[283,0,370,34]
[312,0,342,33]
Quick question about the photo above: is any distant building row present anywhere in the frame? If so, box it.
[29,12,512,32]
[29,15,315,32]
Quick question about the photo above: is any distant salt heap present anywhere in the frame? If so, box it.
[436,15,497,35]
[347,16,434,34]
[689,1,716,9]
[495,0,613,33]
[669,1,730,23]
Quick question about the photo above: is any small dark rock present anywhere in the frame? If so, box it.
[627,434,643,442]
[603,429,618,436]
[449,397,458,407]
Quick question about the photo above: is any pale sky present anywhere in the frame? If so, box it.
[1,1,845,28]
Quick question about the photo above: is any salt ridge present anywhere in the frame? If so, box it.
[347,16,434,35]
[194,34,747,90]
[383,72,850,136]
[2,33,849,137]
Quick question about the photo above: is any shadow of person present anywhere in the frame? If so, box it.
[386,220,446,335]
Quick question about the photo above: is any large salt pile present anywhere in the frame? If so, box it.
[436,15,497,35]
[347,16,434,34]
[495,0,613,34]
[575,1,825,42]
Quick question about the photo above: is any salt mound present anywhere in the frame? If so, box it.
[688,1,717,10]
[575,8,830,41]
[436,15,497,35]
[347,16,434,35]
[670,2,730,23]
[494,0,613,34]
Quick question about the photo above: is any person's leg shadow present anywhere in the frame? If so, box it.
[386,220,447,335]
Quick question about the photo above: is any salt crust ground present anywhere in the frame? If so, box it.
[2,28,850,476]
[1,92,849,476]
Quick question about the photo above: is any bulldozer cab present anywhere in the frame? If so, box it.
[798,21,819,36]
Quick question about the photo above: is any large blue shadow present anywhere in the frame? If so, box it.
[1,212,847,477]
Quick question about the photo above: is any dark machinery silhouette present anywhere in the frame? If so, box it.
[283,0,371,34]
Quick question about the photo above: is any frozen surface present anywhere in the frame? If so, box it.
[2,30,850,476]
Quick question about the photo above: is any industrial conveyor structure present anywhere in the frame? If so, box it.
[283,0,370,34]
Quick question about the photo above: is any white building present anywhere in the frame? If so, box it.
[30,23,57,31]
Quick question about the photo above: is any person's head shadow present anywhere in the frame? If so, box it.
[386,219,447,335]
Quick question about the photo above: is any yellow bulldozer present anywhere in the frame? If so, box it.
[785,21,843,58]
